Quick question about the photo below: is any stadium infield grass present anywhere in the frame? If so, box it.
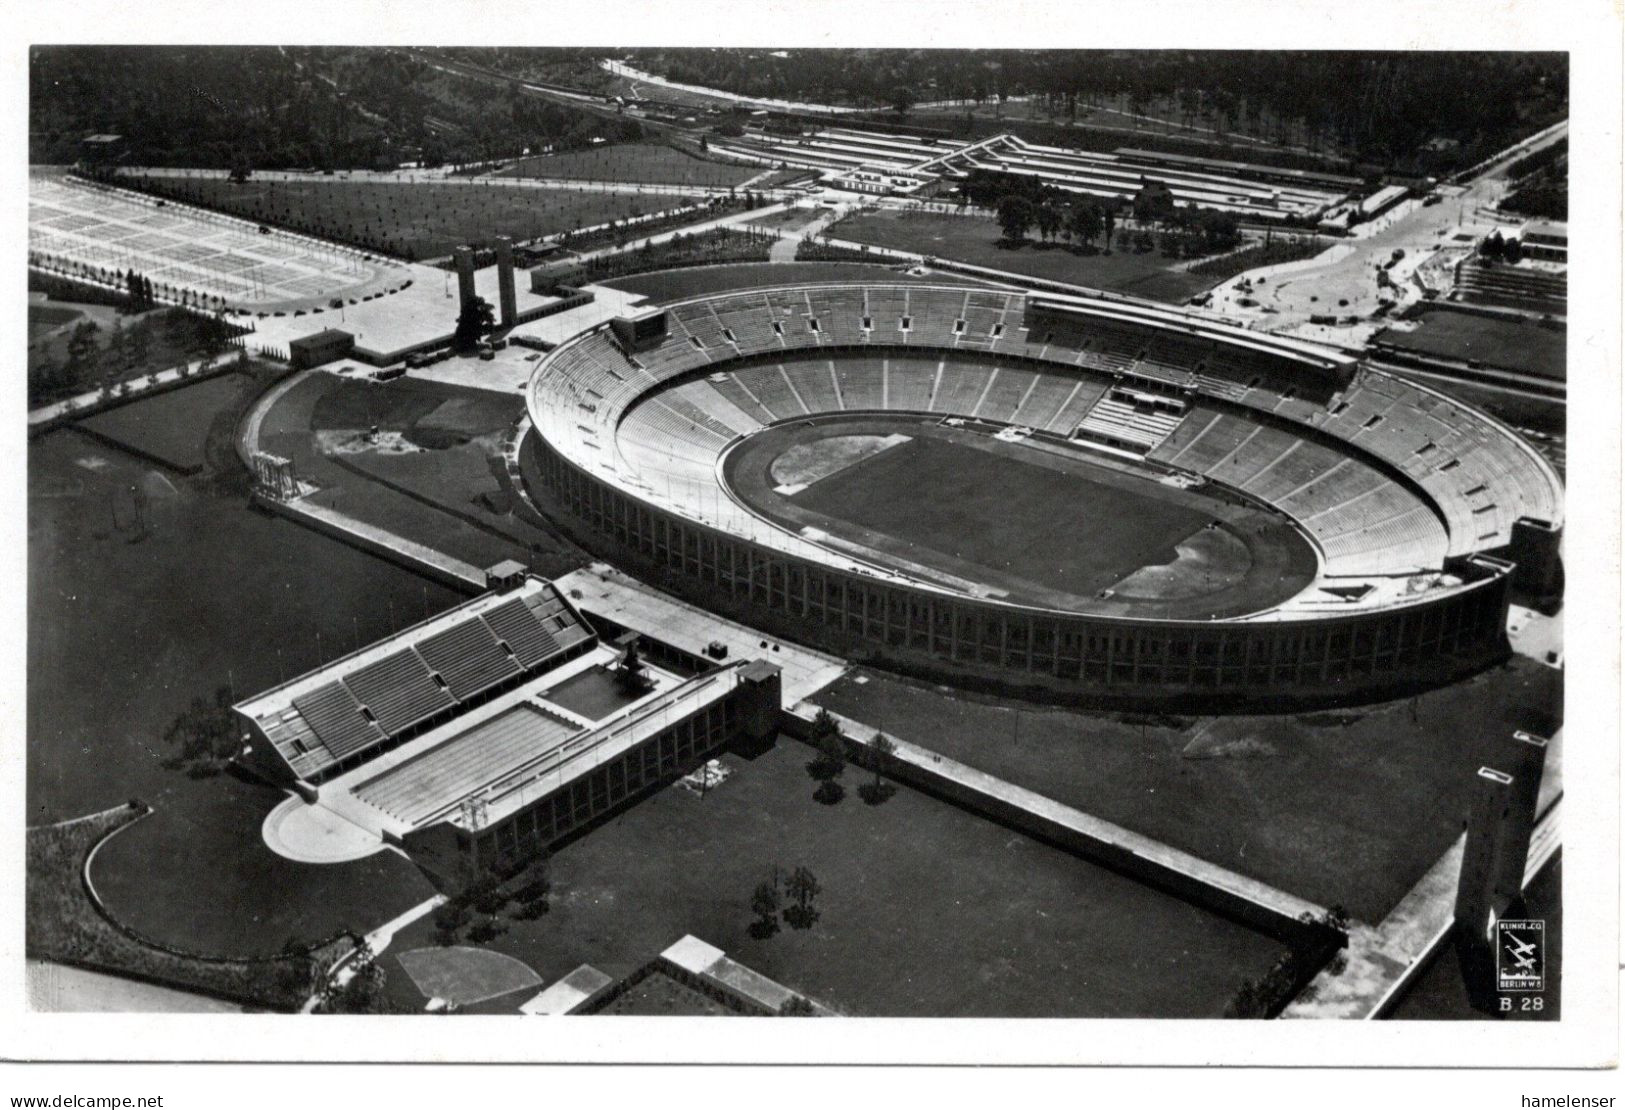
[814,655,1561,924]
[828,210,1220,303]
[792,435,1209,597]
[29,408,454,955]
[390,735,1290,1018]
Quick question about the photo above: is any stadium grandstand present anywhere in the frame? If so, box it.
[238,568,784,878]
[521,282,1563,707]
[236,573,599,785]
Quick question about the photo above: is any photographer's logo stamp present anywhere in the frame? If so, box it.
[1497,919,1545,992]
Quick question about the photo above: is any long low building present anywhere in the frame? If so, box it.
[741,127,1351,218]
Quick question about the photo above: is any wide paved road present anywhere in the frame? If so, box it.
[1207,121,1568,344]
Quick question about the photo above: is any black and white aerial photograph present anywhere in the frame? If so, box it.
[6,0,1620,1095]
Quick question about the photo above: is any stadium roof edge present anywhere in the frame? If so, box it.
[1024,294,1357,371]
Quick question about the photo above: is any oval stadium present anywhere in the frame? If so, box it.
[521,282,1563,708]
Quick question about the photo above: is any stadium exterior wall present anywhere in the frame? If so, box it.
[525,433,1514,710]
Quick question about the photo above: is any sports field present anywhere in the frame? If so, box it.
[829,210,1220,303]
[498,143,759,188]
[1375,309,1566,381]
[815,656,1562,924]
[796,434,1207,590]
[725,417,1315,617]
[29,411,448,955]
[388,736,1290,1017]
[123,175,673,261]
[394,947,543,1007]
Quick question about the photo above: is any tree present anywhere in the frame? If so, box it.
[271,937,319,1004]
[127,321,151,373]
[1102,205,1117,252]
[316,940,391,1014]
[1132,180,1176,225]
[65,321,100,384]
[104,323,129,382]
[868,734,896,791]
[996,194,1035,244]
[433,901,470,945]
[1479,231,1505,262]
[1035,202,1063,244]
[749,880,781,938]
[228,153,253,185]
[162,685,240,769]
[453,295,496,349]
[614,637,655,694]
[890,85,916,117]
[1068,201,1103,251]
[807,709,845,782]
[858,734,898,805]
[783,865,821,929]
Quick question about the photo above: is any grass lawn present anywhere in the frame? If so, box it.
[126,176,675,260]
[1375,309,1566,382]
[745,207,828,234]
[27,806,352,1010]
[29,303,83,340]
[390,736,1289,1017]
[28,305,245,408]
[598,261,990,302]
[596,970,737,1015]
[791,435,1209,597]
[831,210,1220,303]
[814,656,1561,924]
[29,397,454,954]
[77,371,257,473]
[498,143,759,188]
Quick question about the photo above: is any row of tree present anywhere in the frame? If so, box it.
[625,49,1567,171]
[30,305,238,408]
[32,46,647,173]
[987,180,1243,260]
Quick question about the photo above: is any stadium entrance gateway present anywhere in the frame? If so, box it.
[234,565,783,882]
